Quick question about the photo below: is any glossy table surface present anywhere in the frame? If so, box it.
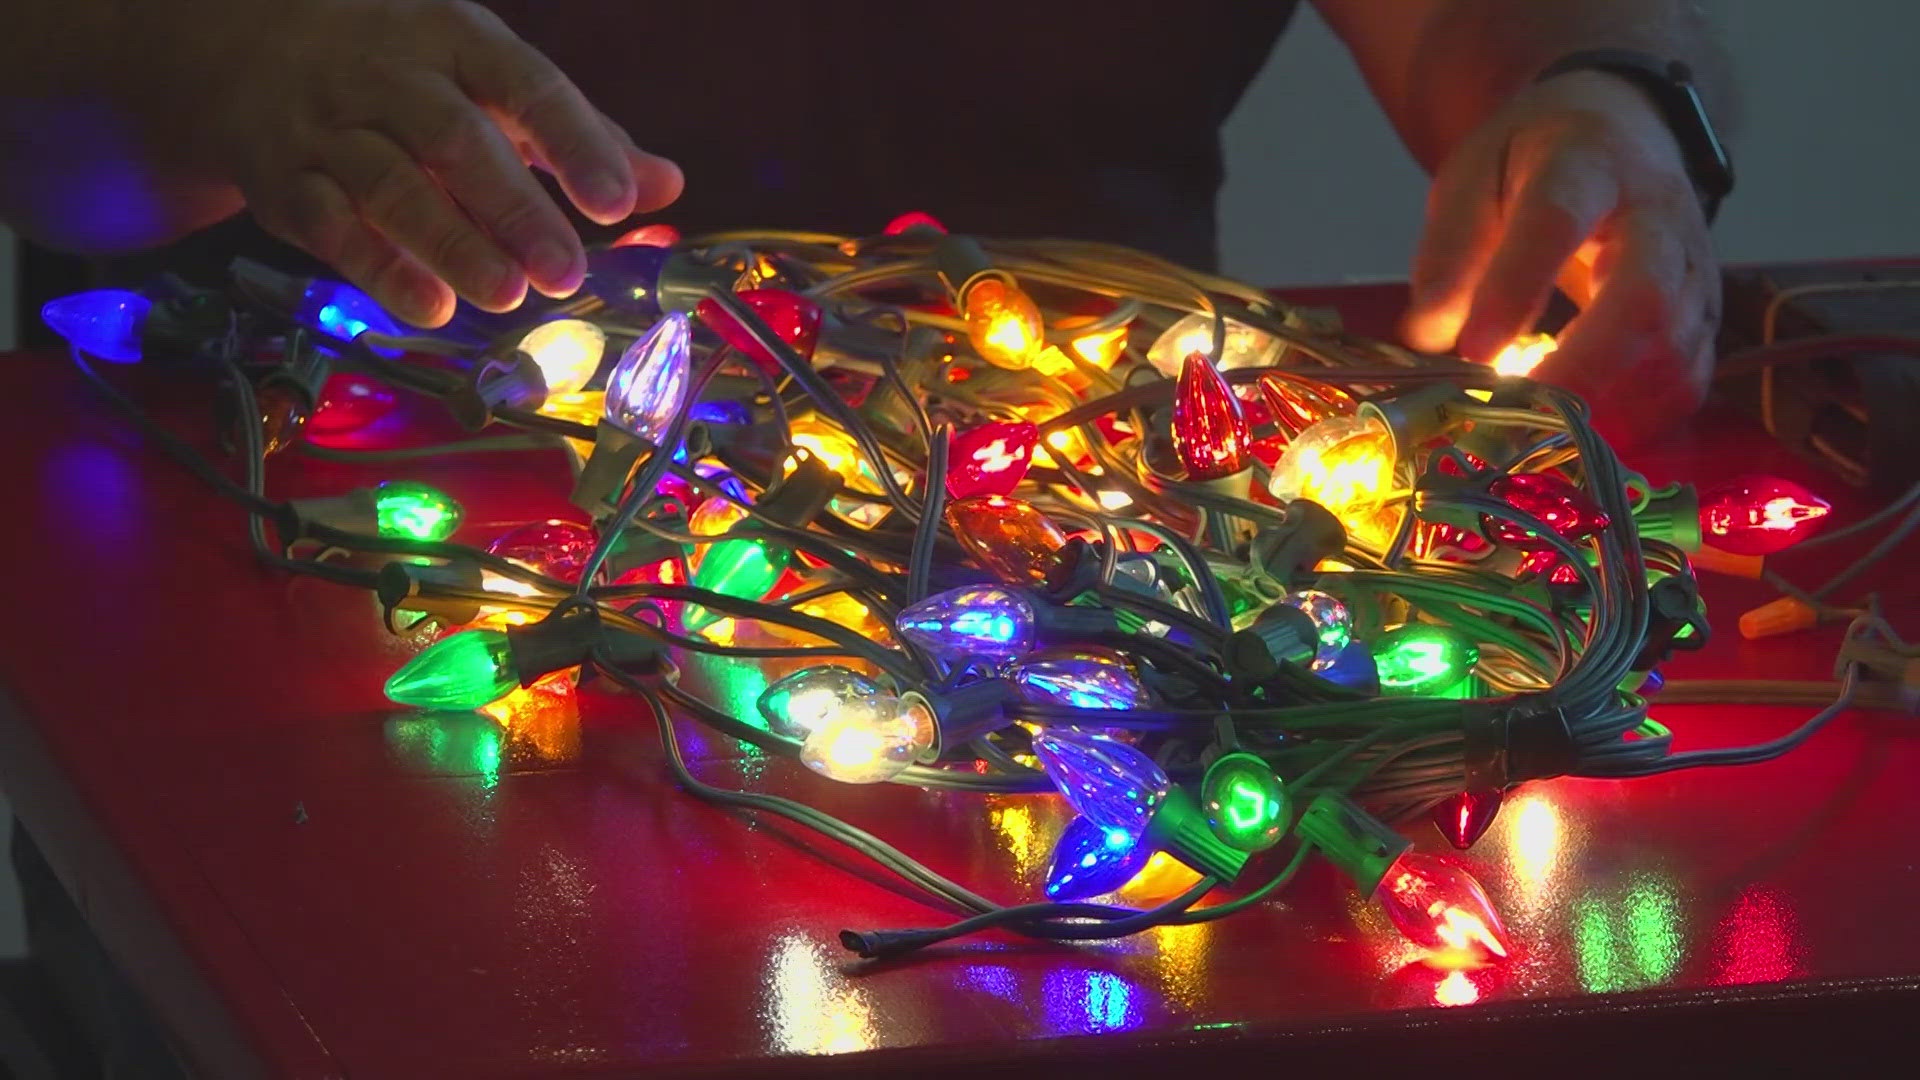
[2,281,1916,1079]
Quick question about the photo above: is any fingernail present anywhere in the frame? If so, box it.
[581,169,631,211]
[482,261,524,309]
[527,238,579,289]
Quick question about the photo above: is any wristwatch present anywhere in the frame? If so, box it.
[1535,48,1735,223]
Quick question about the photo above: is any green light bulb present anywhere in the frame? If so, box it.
[374,481,463,542]
[684,537,789,631]
[1201,752,1289,852]
[385,628,518,710]
[1372,624,1479,697]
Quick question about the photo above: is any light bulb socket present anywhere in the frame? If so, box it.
[570,419,648,516]
[597,527,687,581]
[375,560,484,626]
[755,451,842,529]
[1635,484,1703,551]
[1294,792,1411,897]
[656,253,745,315]
[450,349,546,430]
[282,489,378,539]
[504,606,664,687]
[228,257,307,314]
[1224,606,1318,684]
[259,329,331,416]
[1357,383,1471,456]
[1146,787,1249,882]
[902,679,1016,759]
[1031,599,1122,643]
[1410,473,1490,535]
[1634,574,1710,670]
[932,235,997,301]
[1039,537,1107,603]
[1247,500,1346,582]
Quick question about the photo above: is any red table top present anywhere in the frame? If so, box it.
[3,281,1916,1079]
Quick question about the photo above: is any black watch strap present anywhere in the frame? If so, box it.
[1535,48,1735,223]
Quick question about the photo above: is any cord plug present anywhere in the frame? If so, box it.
[838,928,941,960]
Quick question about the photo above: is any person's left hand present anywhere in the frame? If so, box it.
[1401,69,1720,447]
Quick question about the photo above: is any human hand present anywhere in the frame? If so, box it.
[177,0,682,327]
[1402,70,1719,447]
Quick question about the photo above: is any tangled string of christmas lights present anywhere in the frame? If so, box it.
[45,212,1870,965]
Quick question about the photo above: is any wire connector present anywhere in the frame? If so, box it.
[1462,698,1578,786]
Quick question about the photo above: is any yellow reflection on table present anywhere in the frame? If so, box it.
[763,933,879,1055]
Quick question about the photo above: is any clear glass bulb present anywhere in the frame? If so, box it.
[1280,589,1352,671]
[604,312,691,444]
[1145,312,1281,379]
[1268,412,1396,515]
[518,319,607,397]
[760,665,881,739]
[799,695,935,784]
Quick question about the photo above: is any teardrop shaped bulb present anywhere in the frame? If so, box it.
[945,495,1068,584]
[1031,729,1170,837]
[43,289,151,363]
[1009,646,1151,711]
[385,629,518,710]
[894,585,1035,667]
[695,288,823,377]
[486,519,600,584]
[947,421,1039,499]
[1172,351,1251,480]
[1044,817,1150,900]
[604,311,692,444]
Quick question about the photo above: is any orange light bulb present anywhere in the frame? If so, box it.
[945,494,1069,584]
[962,278,1044,370]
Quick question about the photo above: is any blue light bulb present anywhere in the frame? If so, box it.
[296,280,402,356]
[1010,647,1151,711]
[586,245,672,318]
[1031,729,1170,838]
[895,585,1036,668]
[1044,816,1151,901]
[42,290,151,363]
[1316,639,1380,693]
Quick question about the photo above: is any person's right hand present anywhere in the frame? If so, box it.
[182,0,682,327]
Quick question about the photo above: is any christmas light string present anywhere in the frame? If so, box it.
[41,218,1905,966]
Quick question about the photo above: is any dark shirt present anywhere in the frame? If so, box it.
[22,1,1299,339]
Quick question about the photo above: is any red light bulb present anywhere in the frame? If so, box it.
[947,421,1039,499]
[1484,473,1610,549]
[1172,352,1251,481]
[309,372,398,435]
[612,223,680,248]
[945,494,1069,584]
[486,519,600,584]
[1375,851,1511,961]
[883,210,947,236]
[1433,790,1503,850]
[1698,474,1832,556]
[695,288,823,378]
